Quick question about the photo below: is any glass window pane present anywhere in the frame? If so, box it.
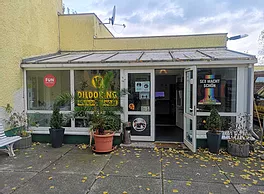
[197,68,237,112]
[74,70,120,107]
[185,71,193,114]
[27,71,70,110]
[28,113,71,127]
[197,116,236,131]
[185,118,193,143]
[128,73,151,111]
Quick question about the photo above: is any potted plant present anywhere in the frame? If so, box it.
[227,113,252,157]
[4,104,32,149]
[89,71,123,152]
[49,105,65,148]
[205,107,222,153]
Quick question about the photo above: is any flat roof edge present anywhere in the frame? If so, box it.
[95,33,228,40]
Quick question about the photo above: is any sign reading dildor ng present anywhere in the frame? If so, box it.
[77,75,119,107]
[198,75,221,105]
[44,74,56,88]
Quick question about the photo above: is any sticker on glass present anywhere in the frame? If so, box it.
[133,118,147,132]
[135,81,150,92]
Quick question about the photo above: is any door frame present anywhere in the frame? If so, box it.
[183,66,197,152]
[124,69,155,141]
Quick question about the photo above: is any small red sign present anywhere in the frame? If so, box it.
[44,74,56,88]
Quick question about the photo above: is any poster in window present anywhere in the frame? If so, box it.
[198,75,221,105]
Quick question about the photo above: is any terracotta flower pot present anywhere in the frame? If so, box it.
[93,131,114,153]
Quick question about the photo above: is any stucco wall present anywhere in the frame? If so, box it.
[93,15,114,38]
[59,14,227,51]
[0,0,62,115]
[93,34,227,51]
[59,14,95,51]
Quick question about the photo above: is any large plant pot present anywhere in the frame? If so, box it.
[14,135,32,149]
[49,128,65,148]
[227,140,249,157]
[206,131,222,154]
[93,131,114,153]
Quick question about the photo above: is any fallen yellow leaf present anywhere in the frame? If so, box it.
[20,178,25,181]
[146,188,150,191]
[50,186,55,189]
[48,177,52,180]
[83,176,87,180]
[12,187,16,190]
[173,189,179,193]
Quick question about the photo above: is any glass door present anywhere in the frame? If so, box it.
[124,70,155,141]
[184,66,197,152]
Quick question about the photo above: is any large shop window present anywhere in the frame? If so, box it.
[27,71,70,110]
[197,68,237,112]
[74,70,120,127]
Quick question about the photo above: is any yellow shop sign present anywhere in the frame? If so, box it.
[76,91,118,107]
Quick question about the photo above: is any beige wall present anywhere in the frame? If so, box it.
[59,14,227,52]
[93,15,114,38]
[0,0,62,111]
[59,14,95,51]
[93,34,227,51]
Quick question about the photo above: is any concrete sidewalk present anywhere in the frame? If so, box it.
[0,143,264,194]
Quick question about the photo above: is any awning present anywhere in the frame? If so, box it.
[21,48,257,68]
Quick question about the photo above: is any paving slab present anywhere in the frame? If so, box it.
[89,176,162,194]
[12,172,95,194]
[15,143,74,154]
[45,152,110,175]
[0,171,37,194]
[234,183,264,194]
[67,146,95,155]
[163,179,238,194]
[216,156,264,185]
[0,150,63,172]
[161,151,227,183]
[102,148,161,178]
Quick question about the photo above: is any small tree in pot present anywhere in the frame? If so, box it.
[49,105,64,148]
[90,71,123,152]
[205,107,222,153]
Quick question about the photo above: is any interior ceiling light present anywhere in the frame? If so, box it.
[159,69,168,74]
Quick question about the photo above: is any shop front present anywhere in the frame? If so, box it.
[21,48,256,152]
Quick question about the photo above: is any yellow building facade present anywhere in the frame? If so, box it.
[0,0,62,114]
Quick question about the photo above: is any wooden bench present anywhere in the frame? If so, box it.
[0,122,21,156]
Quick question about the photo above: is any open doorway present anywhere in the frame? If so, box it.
[155,69,184,142]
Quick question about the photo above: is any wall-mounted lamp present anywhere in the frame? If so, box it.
[227,34,248,41]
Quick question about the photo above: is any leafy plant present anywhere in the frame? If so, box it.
[205,107,222,133]
[55,71,127,135]
[228,113,252,144]
[89,71,124,134]
[50,105,63,129]
[3,104,30,137]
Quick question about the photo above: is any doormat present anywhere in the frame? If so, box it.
[154,142,189,150]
